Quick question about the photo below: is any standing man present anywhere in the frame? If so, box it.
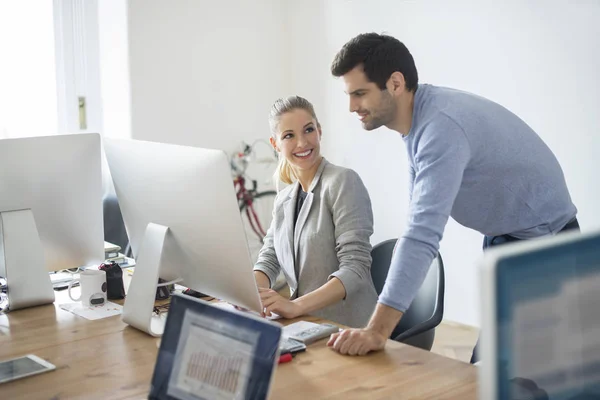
[326,33,579,362]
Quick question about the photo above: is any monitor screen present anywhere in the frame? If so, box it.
[495,233,600,400]
[149,294,281,400]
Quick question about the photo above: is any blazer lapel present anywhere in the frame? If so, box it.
[293,192,313,260]
[293,158,328,261]
[282,181,299,289]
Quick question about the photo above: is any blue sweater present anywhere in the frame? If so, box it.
[379,84,577,312]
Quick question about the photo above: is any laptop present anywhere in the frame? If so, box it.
[149,293,282,400]
[480,229,600,400]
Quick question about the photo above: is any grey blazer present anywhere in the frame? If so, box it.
[254,159,377,327]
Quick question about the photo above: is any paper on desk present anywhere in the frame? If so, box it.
[59,301,123,320]
[282,321,320,338]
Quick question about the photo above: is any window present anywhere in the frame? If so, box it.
[0,0,104,139]
[0,1,59,139]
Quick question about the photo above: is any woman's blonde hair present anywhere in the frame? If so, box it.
[268,96,319,186]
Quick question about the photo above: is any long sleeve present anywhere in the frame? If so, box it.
[327,169,374,298]
[408,165,415,203]
[379,113,471,312]
[253,197,282,288]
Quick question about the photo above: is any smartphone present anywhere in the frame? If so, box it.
[0,354,56,384]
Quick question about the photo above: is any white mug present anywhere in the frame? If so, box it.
[68,269,107,307]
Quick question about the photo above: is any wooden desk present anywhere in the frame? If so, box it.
[0,297,477,399]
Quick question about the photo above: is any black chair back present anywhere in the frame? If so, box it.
[370,239,445,350]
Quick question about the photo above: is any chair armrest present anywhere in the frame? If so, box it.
[392,313,443,342]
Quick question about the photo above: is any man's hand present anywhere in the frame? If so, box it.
[259,288,303,319]
[327,303,403,356]
[326,328,387,356]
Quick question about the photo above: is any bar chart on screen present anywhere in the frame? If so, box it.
[168,313,257,400]
[184,351,245,394]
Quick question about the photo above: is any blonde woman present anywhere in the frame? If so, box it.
[253,96,377,328]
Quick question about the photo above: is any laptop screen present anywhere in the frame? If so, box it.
[495,233,600,400]
[149,294,282,400]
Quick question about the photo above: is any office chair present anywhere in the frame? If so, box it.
[102,194,131,257]
[370,239,445,351]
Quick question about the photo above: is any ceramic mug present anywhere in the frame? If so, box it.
[68,270,107,307]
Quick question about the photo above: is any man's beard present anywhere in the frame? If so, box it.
[361,92,396,131]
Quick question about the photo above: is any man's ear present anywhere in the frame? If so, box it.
[269,136,279,152]
[387,71,406,95]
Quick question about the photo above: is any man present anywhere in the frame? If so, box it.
[326,32,579,362]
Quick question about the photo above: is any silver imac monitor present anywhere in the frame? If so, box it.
[104,138,263,337]
[0,133,104,310]
[480,229,600,400]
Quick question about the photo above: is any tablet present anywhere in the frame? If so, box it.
[0,354,55,384]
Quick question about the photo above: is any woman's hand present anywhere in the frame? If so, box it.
[259,288,303,319]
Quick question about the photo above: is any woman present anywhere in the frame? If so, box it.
[253,95,378,328]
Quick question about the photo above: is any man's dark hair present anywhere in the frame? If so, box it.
[331,33,418,92]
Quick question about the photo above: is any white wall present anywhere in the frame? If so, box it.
[119,0,600,326]
[127,0,289,191]
[289,0,600,326]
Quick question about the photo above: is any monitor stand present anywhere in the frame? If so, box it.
[122,223,180,337]
[0,209,55,311]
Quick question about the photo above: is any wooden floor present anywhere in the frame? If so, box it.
[430,320,479,363]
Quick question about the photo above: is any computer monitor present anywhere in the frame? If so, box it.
[104,138,263,337]
[480,229,600,400]
[0,133,104,310]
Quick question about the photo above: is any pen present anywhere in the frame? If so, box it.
[278,353,293,364]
